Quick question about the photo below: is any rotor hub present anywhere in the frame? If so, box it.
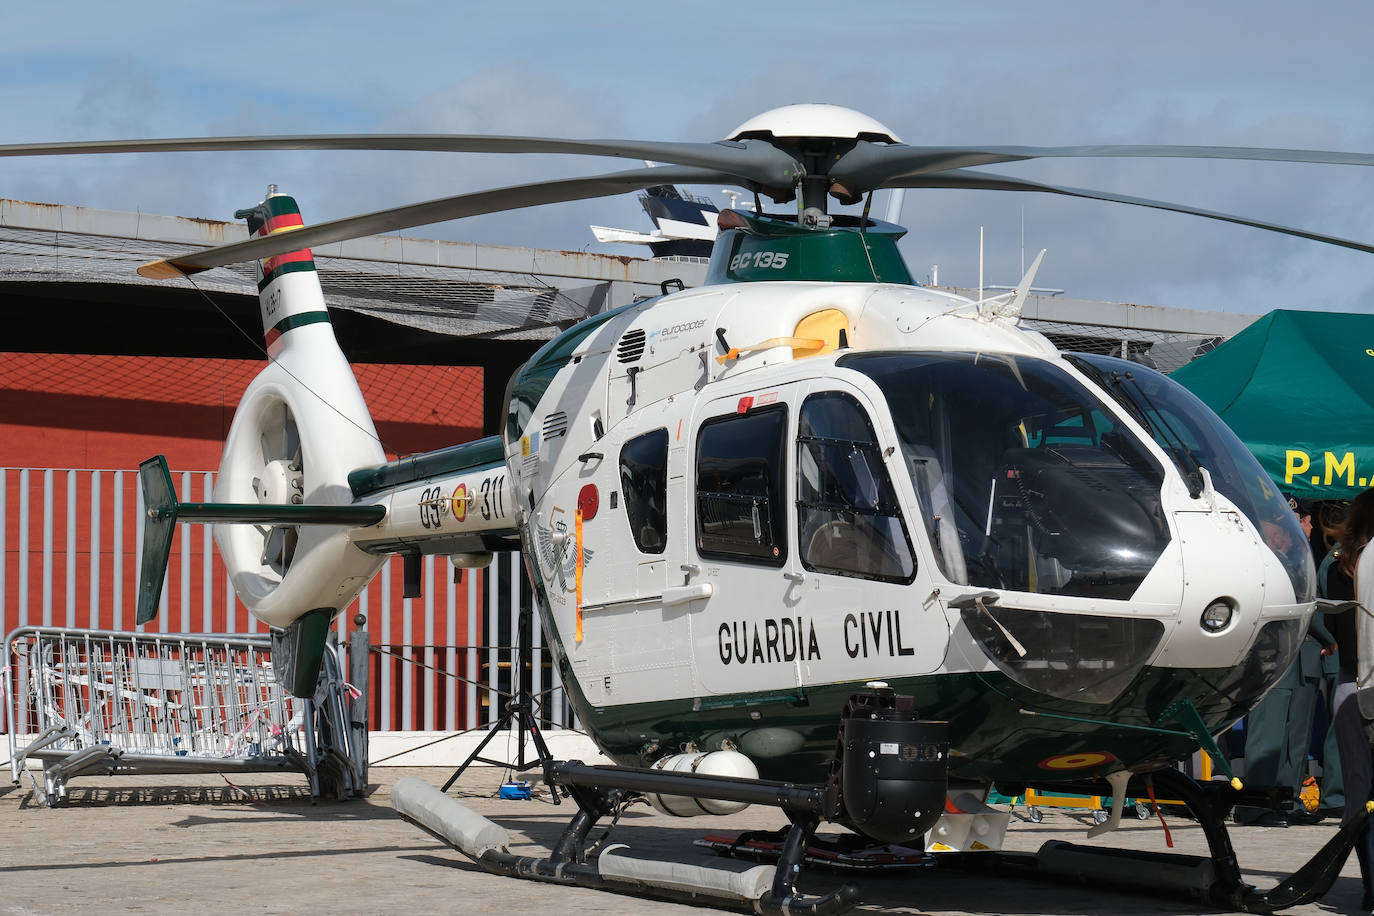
[727,104,901,144]
[255,458,302,505]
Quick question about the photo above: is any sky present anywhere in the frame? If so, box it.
[5,1,1374,316]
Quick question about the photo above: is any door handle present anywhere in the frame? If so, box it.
[662,583,713,607]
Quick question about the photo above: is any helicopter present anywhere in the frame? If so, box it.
[8,103,1374,913]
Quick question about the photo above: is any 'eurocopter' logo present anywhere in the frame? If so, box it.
[649,319,706,342]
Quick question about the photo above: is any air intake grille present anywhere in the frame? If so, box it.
[543,411,568,440]
[617,329,646,363]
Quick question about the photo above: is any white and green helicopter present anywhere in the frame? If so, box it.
[9,104,1374,913]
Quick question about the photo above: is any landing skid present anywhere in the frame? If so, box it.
[392,758,1365,915]
[394,760,861,914]
[697,768,1366,914]
[1131,768,1364,913]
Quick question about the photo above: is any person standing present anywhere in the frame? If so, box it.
[1332,488,1374,909]
[1235,498,1329,827]
[1317,500,1355,814]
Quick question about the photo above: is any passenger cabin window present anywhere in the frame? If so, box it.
[620,428,668,554]
[797,392,915,582]
[695,406,787,566]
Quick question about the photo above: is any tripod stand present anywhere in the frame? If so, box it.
[442,594,558,801]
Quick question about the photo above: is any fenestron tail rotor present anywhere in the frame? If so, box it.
[251,401,304,577]
[136,455,385,626]
[256,401,301,467]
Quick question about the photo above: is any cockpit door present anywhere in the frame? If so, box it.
[786,380,948,678]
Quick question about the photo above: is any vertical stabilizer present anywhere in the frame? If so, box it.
[236,188,332,357]
[213,189,387,631]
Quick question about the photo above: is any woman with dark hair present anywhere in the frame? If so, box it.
[1340,490,1374,580]
[1332,487,1374,910]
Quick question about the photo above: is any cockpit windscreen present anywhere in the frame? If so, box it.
[843,351,1171,600]
[1066,352,1314,603]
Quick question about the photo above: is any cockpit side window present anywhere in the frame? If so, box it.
[620,428,668,554]
[695,406,788,566]
[796,392,915,583]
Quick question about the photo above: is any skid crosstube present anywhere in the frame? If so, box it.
[530,761,860,915]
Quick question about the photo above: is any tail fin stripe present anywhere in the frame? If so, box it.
[259,194,305,220]
[262,248,314,271]
[264,310,332,347]
[258,256,319,291]
[260,213,305,236]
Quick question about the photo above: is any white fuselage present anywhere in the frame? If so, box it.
[504,281,1310,713]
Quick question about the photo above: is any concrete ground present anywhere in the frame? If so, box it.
[0,766,1367,915]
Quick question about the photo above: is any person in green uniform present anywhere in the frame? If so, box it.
[1316,500,1355,815]
[1234,498,1330,827]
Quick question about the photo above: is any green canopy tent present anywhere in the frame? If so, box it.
[1169,309,1374,501]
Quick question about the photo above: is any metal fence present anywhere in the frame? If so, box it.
[0,467,572,734]
[5,626,363,804]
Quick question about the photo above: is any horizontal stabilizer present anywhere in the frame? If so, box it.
[136,455,386,625]
[137,456,180,624]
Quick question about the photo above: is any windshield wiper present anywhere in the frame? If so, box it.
[1106,369,1205,498]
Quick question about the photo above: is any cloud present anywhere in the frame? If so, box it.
[2,1,1374,312]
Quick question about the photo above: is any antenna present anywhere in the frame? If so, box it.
[1007,249,1047,320]
[978,227,984,304]
[883,188,905,225]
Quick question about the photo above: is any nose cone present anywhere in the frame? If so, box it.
[1149,509,1290,671]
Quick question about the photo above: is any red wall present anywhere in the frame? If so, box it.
[1,353,497,730]
[0,353,486,468]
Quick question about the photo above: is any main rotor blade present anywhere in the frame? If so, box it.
[139,165,734,278]
[884,167,1374,256]
[833,139,1374,189]
[0,134,801,189]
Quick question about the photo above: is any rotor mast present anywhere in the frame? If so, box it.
[725,103,906,222]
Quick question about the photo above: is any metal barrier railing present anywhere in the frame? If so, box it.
[1,467,572,734]
[4,626,364,805]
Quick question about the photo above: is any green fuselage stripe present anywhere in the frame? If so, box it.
[558,662,1268,788]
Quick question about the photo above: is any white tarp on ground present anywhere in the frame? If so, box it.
[2,728,610,769]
